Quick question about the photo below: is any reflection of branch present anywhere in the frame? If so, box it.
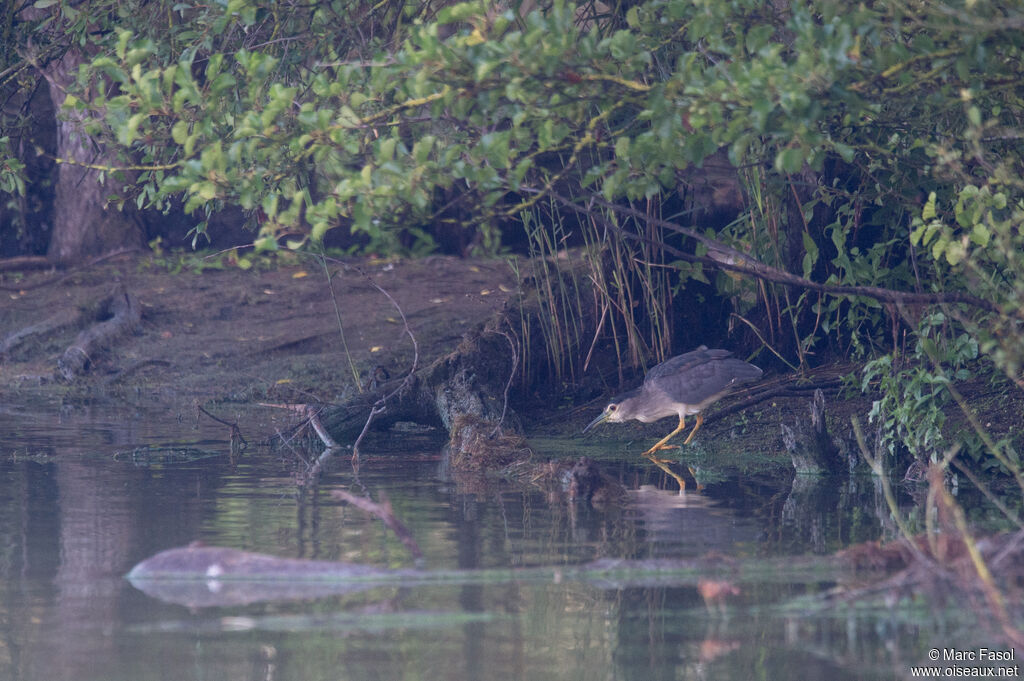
[331,489,423,560]
[851,416,931,565]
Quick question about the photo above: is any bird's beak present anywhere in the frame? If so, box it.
[582,409,610,434]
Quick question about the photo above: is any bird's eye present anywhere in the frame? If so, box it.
[608,404,617,412]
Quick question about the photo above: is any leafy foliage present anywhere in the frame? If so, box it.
[40,0,1016,302]
[862,312,977,464]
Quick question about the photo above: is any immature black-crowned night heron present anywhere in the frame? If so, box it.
[584,346,762,479]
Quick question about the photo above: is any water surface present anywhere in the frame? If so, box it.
[0,402,1002,680]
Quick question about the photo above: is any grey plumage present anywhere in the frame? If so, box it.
[584,346,762,446]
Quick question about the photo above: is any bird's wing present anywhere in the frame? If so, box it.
[648,357,762,407]
[644,347,732,384]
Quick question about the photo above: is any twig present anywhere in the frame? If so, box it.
[351,404,385,461]
[490,327,519,436]
[305,405,340,449]
[334,259,420,460]
[197,404,248,450]
[318,251,362,391]
[0,255,52,272]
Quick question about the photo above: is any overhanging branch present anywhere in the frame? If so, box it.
[550,192,1015,320]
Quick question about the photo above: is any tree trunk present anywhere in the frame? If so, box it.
[38,49,142,263]
[0,76,55,257]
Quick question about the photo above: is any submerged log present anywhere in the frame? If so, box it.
[57,283,141,381]
[781,388,845,475]
[129,544,400,581]
[127,544,417,607]
[127,540,902,610]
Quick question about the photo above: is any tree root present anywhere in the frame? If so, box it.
[57,283,141,381]
[318,311,531,470]
[781,388,846,475]
[0,306,83,357]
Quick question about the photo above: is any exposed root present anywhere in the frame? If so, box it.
[57,283,141,381]
[0,306,82,357]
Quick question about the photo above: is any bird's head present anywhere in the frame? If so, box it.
[583,390,642,432]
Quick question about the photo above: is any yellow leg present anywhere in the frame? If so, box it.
[645,454,689,491]
[641,415,687,460]
[642,456,704,492]
[682,413,705,445]
[687,465,704,492]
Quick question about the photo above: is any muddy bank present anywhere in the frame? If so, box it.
[1,252,518,409]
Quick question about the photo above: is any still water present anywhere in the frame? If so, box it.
[0,402,1000,680]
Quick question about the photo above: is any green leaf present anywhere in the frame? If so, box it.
[115,29,132,61]
[378,137,397,162]
[171,120,190,145]
[970,223,990,247]
[117,113,148,145]
[774,147,804,173]
[615,135,631,161]
[436,2,482,24]
[921,191,937,221]
[195,181,218,200]
[967,105,981,127]
[625,6,640,28]
[801,231,819,278]
[833,142,854,163]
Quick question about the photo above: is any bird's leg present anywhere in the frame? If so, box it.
[640,415,687,462]
[681,413,705,445]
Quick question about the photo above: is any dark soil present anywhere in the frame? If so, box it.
[0,251,517,417]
